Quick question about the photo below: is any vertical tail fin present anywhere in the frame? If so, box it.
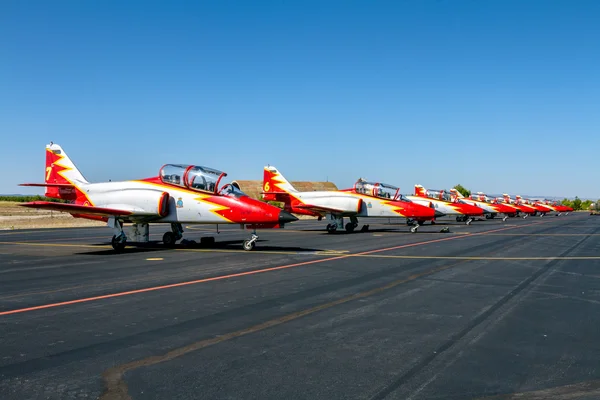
[45,143,88,200]
[449,188,463,202]
[414,184,427,197]
[476,192,487,202]
[262,166,297,201]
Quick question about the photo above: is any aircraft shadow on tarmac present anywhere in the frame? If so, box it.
[301,226,457,234]
[75,240,322,255]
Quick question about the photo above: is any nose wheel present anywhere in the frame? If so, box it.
[243,233,258,251]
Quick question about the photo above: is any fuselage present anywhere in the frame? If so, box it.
[73,178,284,225]
[406,195,484,217]
[282,190,437,220]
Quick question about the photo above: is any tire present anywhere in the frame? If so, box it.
[345,222,355,233]
[163,231,177,247]
[326,224,337,234]
[111,235,126,251]
[242,239,255,251]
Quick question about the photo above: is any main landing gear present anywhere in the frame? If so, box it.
[162,223,184,248]
[326,215,363,234]
[109,217,127,251]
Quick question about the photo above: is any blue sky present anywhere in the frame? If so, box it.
[2,0,599,198]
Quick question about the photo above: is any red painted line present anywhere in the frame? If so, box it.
[0,220,549,317]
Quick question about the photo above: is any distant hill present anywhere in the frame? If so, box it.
[232,180,338,199]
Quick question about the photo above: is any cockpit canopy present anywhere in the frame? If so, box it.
[472,192,489,202]
[425,189,452,202]
[354,180,409,201]
[160,164,227,194]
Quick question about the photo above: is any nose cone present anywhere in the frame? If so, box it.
[434,210,445,218]
[408,203,437,219]
[462,204,484,216]
[278,210,298,224]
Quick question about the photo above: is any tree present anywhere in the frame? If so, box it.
[581,199,593,210]
[572,196,582,211]
[453,184,471,197]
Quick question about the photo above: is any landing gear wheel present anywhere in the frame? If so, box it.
[242,239,256,251]
[410,226,418,233]
[345,222,355,233]
[456,216,462,222]
[361,225,370,232]
[111,235,126,251]
[326,224,337,234]
[163,231,177,247]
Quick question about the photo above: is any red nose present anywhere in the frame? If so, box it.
[406,202,436,219]
[237,196,299,224]
[497,204,517,214]
[458,203,484,216]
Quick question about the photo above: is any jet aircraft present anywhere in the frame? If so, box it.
[406,185,484,225]
[20,143,298,251]
[262,166,442,233]
[449,189,516,221]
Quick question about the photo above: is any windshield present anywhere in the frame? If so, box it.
[354,180,400,200]
[218,183,247,198]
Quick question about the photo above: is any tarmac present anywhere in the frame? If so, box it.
[1,214,600,399]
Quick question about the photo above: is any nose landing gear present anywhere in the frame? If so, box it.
[243,232,259,251]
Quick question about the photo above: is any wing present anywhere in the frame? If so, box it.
[19,183,75,188]
[293,203,358,214]
[19,201,157,217]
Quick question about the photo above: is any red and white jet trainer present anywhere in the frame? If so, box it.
[407,185,485,225]
[262,166,443,233]
[20,143,297,251]
[450,189,517,221]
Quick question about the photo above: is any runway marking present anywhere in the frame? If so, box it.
[338,255,600,261]
[0,241,109,249]
[471,233,600,236]
[99,258,473,400]
[0,220,550,317]
[145,258,163,261]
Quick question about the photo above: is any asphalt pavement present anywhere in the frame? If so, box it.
[1,214,600,400]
